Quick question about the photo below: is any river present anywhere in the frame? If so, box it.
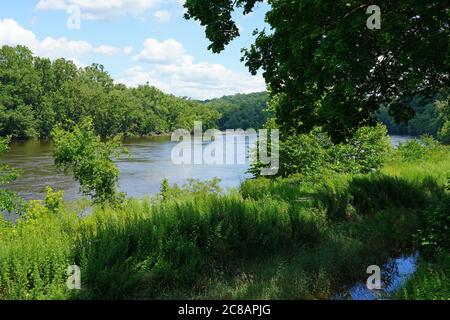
[1,135,413,201]
[0,136,251,201]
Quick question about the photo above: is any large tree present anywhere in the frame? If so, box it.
[185,0,450,140]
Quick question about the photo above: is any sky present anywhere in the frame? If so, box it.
[0,0,270,99]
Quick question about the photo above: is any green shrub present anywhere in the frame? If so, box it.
[397,135,442,161]
[333,124,393,174]
[0,208,73,300]
[51,118,128,205]
[44,187,64,214]
[438,120,450,144]
[252,125,392,178]
[159,178,223,201]
[398,255,450,300]
[0,136,24,213]
[277,128,333,177]
[416,194,450,259]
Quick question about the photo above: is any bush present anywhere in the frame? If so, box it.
[253,124,392,178]
[277,128,334,177]
[159,178,223,201]
[438,120,450,144]
[51,118,128,205]
[397,135,442,161]
[416,194,450,259]
[0,137,24,213]
[333,124,393,174]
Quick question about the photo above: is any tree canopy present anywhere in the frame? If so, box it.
[185,0,450,141]
[0,45,221,139]
[202,92,269,129]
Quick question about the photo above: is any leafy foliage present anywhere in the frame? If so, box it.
[185,0,450,141]
[397,135,443,162]
[0,137,23,213]
[0,45,221,139]
[203,92,269,129]
[160,178,223,201]
[378,93,450,144]
[51,119,127,205]
[251,124,392,178]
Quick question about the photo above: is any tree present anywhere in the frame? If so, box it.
[185,1,450,141]
[0,137,23,212]
[437,95,450,144]
[204,92,269,129]
[0,45,41,139]
[51,118,127,205]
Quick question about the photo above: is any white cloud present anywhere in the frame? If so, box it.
[133,38,186,64]
[0,18,125,62]
[36,0,169,20]
[94,45,121,56]
[120,38,266,99]
[154,10,171,23]
[36,0,67,10]
[124,45,134,55]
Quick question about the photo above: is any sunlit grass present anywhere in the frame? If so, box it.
[0,145,449,300]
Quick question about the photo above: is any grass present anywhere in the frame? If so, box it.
[396,255,450,300]
[0,145,449,300]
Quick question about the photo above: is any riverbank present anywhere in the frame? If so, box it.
[1,140,448,300]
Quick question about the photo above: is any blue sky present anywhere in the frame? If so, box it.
[0,0,269,99]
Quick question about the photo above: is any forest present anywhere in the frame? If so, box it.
[202,92,269,130]
[0,45,220,139]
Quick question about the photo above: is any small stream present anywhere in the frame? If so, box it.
[337,253,419,300]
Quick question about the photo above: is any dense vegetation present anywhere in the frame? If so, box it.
[0,45,220,139]
[0,135,449,299]
[202,92,269,130]
[1,0,449,301]
[51,119,127,205]
[185,0,450,141]
[377,94,450,142]
[0,137,23,213]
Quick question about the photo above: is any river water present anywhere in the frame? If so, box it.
[1,135,413,201]
[1,136,251,201]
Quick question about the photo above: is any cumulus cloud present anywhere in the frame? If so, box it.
[0,18,125,62]
[124,45,134,55]
[133,38,186,64]
[36,0,170,20]
[153,10,171,23]
[119,38,266,99]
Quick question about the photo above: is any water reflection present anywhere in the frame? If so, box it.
[338,253,419,300]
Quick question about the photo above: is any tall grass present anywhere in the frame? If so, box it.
[397,255,450,300]
[0,145,449,300]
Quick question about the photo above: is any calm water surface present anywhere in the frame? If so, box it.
[1,135,413,201]
[338,253,419,300]
[1,136,251,201]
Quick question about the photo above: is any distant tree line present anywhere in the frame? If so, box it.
[0,45,221,139]
[377,93,450,143]
[201,92,269,130]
